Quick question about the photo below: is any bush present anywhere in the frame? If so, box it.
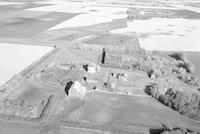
[169,52,186,62]
[177,62,193,73]
[169,53,193,73]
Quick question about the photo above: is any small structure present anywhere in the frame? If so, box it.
[83,63,101,73]
[150,73,158,79]
[65,81,86,98]
[111,83,116,89]
[117,73,128,81]
[111,72,117,77]
[101,48,106,64]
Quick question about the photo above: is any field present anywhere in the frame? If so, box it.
[0,43,53,86]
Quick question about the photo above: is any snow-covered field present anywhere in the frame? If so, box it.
[27,2,127,30]
[48,7,127,30]
[0,43,53,86]
[111,18,200,51]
